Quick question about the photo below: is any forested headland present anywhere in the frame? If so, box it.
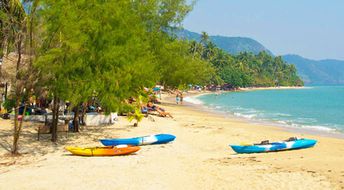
[183,32,304,88]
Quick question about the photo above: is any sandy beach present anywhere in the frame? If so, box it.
[0,93,344,190]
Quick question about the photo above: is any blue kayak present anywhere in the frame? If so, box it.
[230,138,317,154]
[100,134,176,146]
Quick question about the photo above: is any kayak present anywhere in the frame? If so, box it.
[230,138,317,154]
[65,145,140,156]
[100,134,176,146]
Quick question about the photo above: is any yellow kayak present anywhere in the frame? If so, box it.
[65,145,140,156]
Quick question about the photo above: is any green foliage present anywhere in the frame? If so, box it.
[127,109,144,127]
[156,39,215,87]
[3,98,16,112]
[34,0,206,114]
[0,0,28,55]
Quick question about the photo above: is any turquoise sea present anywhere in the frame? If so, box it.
[188,86,344,134]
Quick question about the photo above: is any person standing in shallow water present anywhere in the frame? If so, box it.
[176,93,180,104]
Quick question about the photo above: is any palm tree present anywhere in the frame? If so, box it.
[1,0,40,154]
[200,31,209,45]
[189,40,203,59]
[189,40,198,57]
[203,41,216,60]
[1,0,26,55]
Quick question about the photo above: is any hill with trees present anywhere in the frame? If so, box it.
[184,32,303,88]
[282,55,344,85]
[176,29,272,55]
[177,29,344,85]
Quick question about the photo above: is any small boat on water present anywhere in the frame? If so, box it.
[100,134,176,146]
[230,137,317,154]
[65,145,140,156]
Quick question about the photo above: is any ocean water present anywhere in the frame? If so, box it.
[190,86,344,134]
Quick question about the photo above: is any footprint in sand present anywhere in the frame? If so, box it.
[205,156,262,166]
[0,161,16,166]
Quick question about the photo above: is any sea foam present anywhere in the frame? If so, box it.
[183,97,203,105]
[192,86,344,135]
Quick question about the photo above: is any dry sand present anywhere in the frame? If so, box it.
[0,93,343,190]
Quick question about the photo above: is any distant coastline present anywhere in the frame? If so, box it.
[184,86,307,99]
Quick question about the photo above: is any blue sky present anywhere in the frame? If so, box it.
[183,0,344,60]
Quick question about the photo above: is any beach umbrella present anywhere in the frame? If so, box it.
[153,87,160,92]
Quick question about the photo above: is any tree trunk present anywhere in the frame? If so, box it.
[51,97,59,142]
[11,34,23,155]
[72,106,79,132]
[4,82,8,100]
[29,16,34,67]
[12,98,28,153]
[80,103,87,126]
[12,99,20,154]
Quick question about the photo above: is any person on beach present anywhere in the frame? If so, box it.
[147,101,173,118]
[176,93,180,104]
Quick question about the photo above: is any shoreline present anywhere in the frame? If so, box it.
[182,90,344,139]
[238,86,308,91]
[0,93,343,189]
